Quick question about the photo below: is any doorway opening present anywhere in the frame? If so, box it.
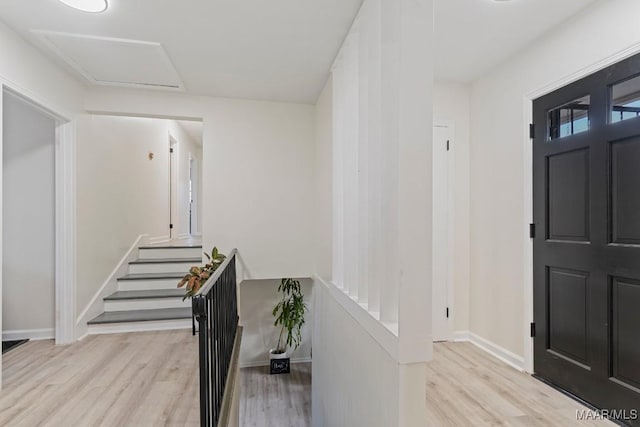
[0,86,75,351]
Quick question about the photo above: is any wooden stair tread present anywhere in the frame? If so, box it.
[128,258,201,264]
[88,308,192,324]
[105,289,186,300]
[138,245,202,249]
[118,272,186,281]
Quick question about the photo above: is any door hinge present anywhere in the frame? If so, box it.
[446,140,450,151]
[529,123,535,139]
[170,147,174,153]
[169,223,173,229]
[529,223,536,238]
[530,322,536,338]
[446,307,450,318]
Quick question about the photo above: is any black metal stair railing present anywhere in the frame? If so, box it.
[192,248,239,427]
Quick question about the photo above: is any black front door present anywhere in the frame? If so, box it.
[533,53,640,424]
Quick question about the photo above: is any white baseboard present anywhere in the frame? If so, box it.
[75,234,147,339]
[240,357,312,369]
[452,330,524,372]
[453,330,470,342]
[3,328,54,341]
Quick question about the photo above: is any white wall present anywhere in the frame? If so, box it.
[204,100,315,279]
[85,88,317,280]
[0,20,84,116]
[2,92,55,337]
[238,278,312,367]
[314,77,333,280]
[75,115,173,314]
[433,81,470,333]
[468,0,640,361]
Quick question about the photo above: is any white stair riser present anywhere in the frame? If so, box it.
[138,247,203,260]
[87,318,191,335]
[129,262,196,274]
[104,298,191,312]
[118,279,184,291]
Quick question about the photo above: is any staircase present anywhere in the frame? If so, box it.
[87,243,203,334]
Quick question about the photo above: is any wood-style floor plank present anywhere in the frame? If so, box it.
[0,332,614,427]
[0,330,200,427]
[425,342,613,426]
[240,363,311,427]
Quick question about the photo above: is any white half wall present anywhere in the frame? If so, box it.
[468,0,640,361]
[312,279,399,427]
[2,91,55,335]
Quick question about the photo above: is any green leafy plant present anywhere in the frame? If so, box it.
[272,278,307,354]
[178,247,226,300]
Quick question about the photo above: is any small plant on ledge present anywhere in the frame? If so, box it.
[270,278,307,374]
[177,247,226,300]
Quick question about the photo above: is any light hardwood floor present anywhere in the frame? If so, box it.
[426,342,613,426]
[0,330,200,426]
[240,363,311,427]
[0,331,614,427]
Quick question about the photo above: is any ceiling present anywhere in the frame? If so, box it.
[434,0,598,83]
[0,0,599,102]
[0,0,362,103]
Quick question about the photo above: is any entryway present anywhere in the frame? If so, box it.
[0,86,76,358]
[532,52,640,422]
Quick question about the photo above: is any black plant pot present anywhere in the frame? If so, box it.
[269,349,290,375]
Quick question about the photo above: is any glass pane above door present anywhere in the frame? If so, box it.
[548,95,590,141]
[611,75,640,123]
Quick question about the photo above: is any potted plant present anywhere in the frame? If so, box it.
[270,278,307,374]
[177,247,226,299]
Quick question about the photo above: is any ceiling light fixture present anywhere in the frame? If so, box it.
[57,0,108,13]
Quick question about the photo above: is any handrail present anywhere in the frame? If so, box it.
[192,248,239,427]
[195,248,238,297]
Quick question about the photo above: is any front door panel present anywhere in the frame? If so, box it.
[533,53,640,425]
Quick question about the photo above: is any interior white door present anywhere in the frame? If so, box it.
[189,157,199,235]
[432,124,452,342]
[169,138,178,239]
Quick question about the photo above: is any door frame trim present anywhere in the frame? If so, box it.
[522,41,640,374]
[0,83,77,347]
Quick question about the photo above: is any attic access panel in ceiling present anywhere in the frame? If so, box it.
[33,31,184,90]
